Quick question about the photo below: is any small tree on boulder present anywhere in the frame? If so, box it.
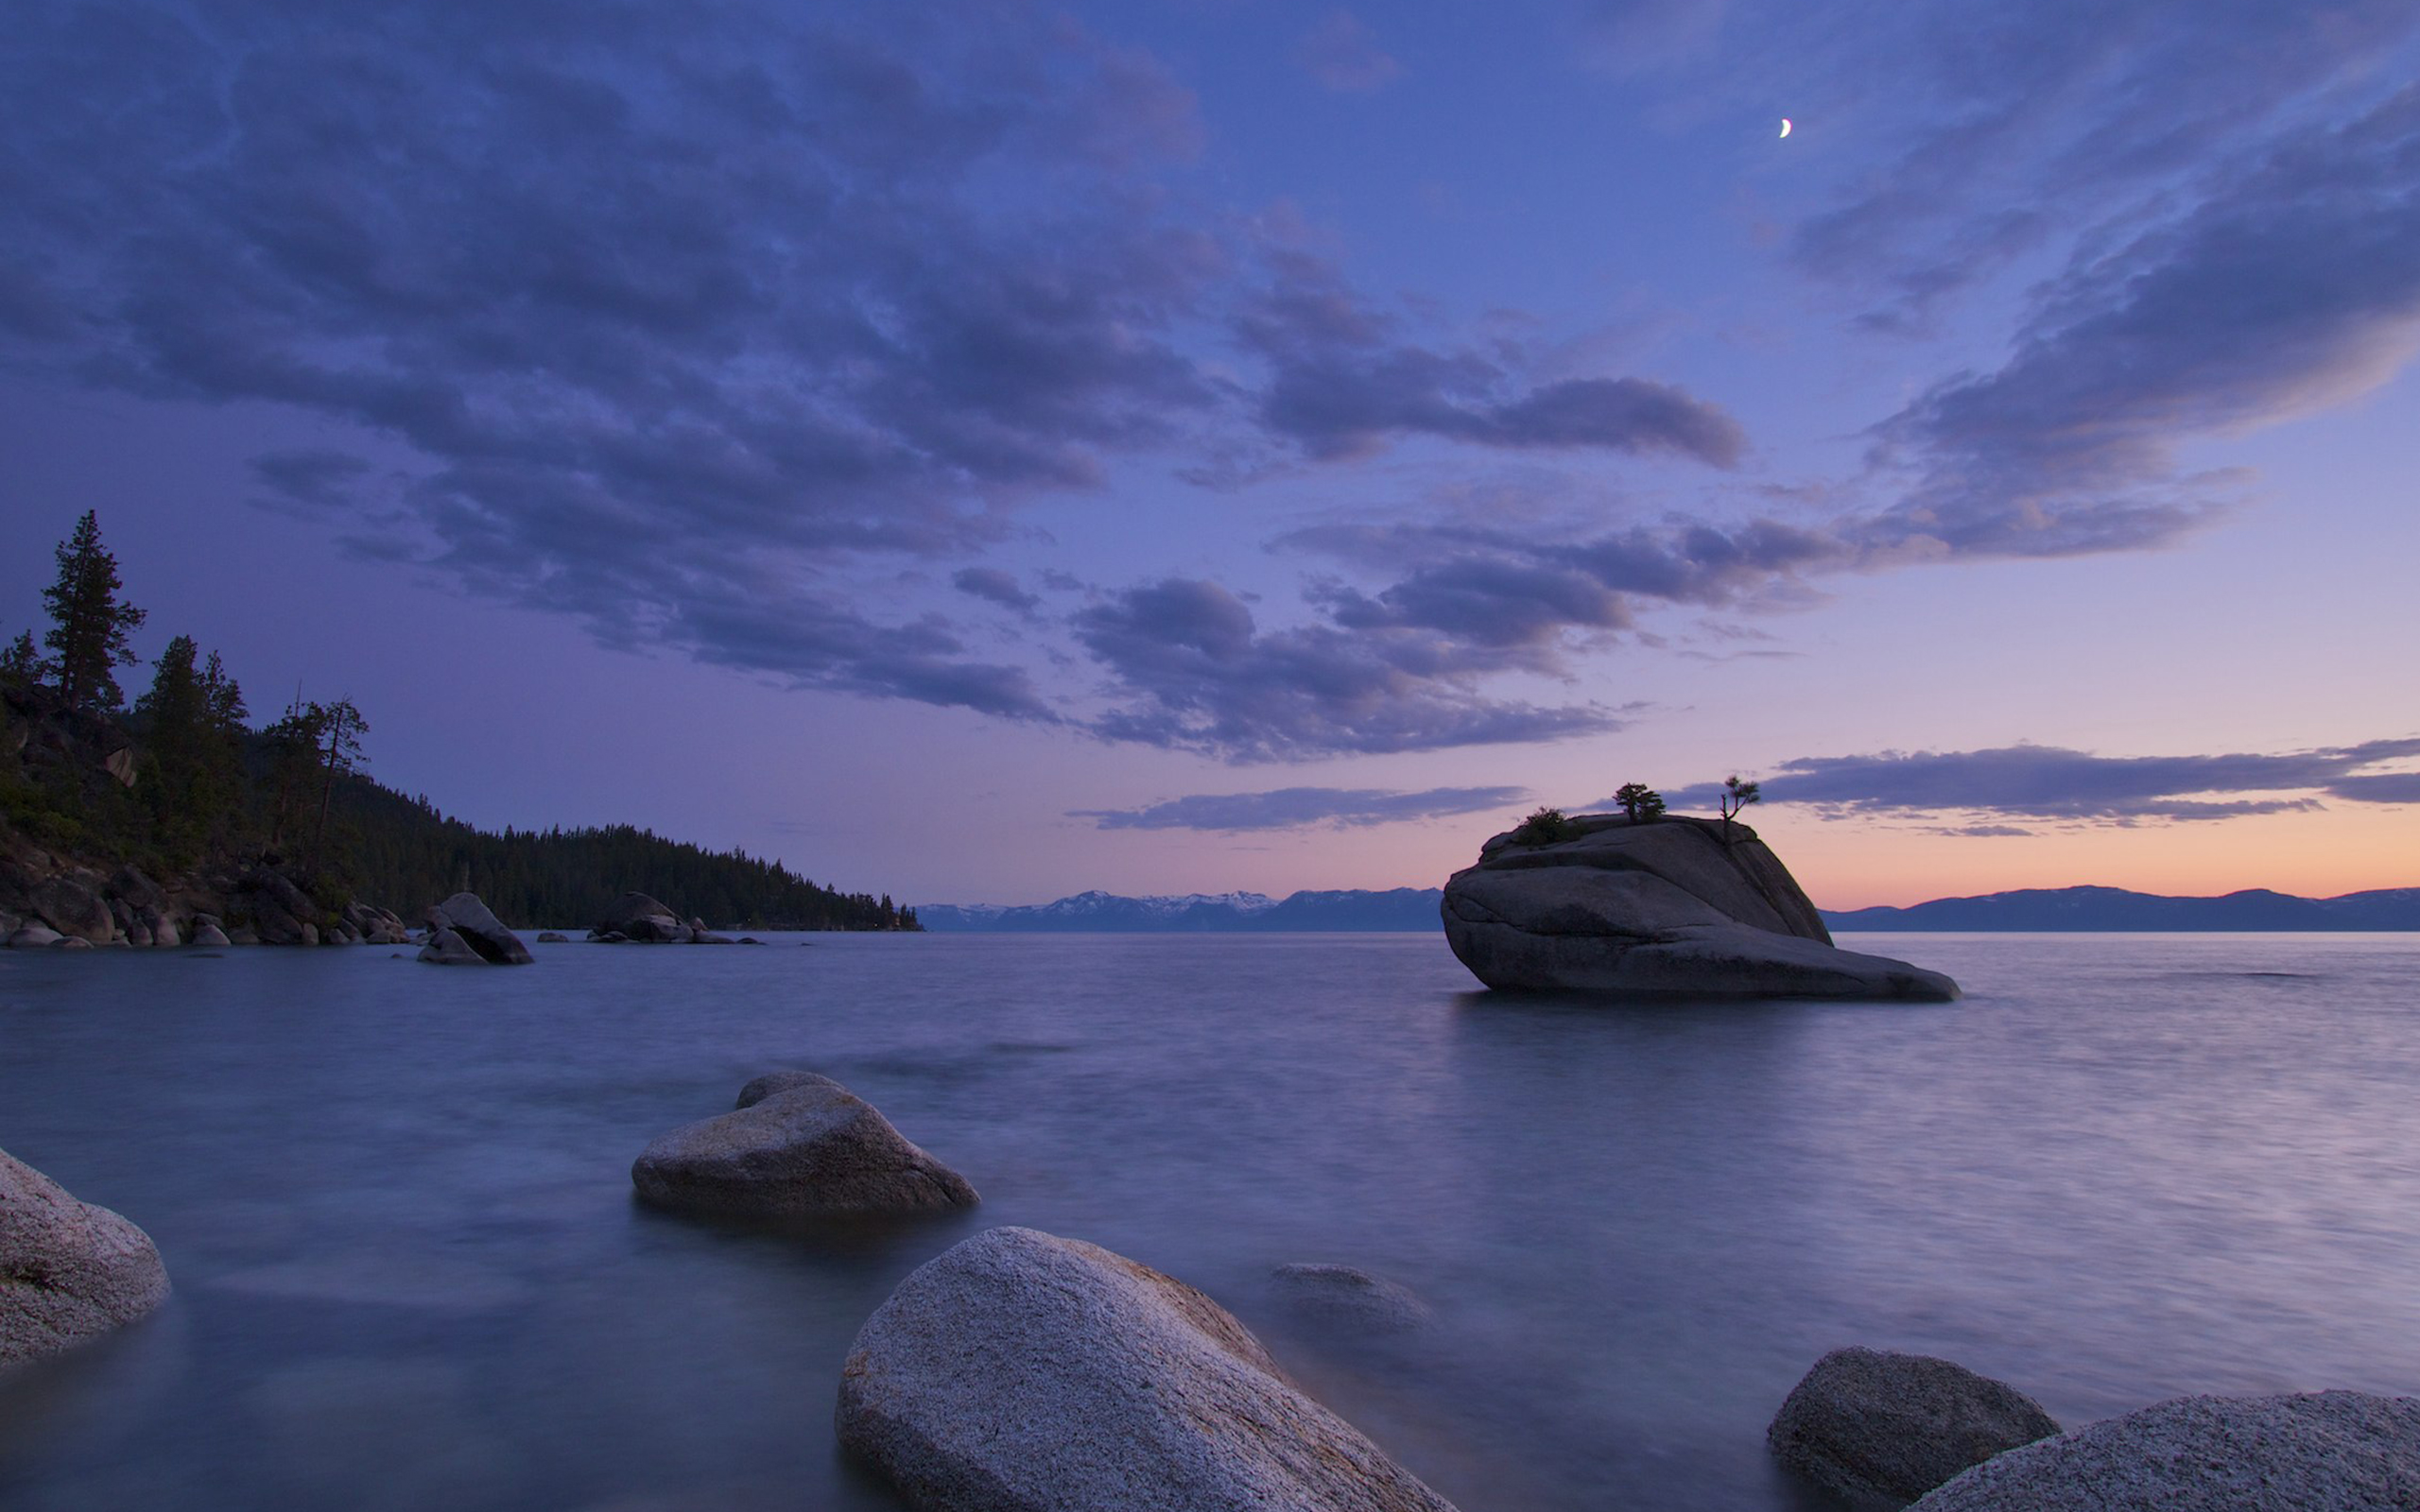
[1614,782,1666,822]
[1719,775,1762,841]
[1509,806,1582,845]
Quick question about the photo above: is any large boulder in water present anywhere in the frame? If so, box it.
[838,1226,1460,1512]
[1769,1346,2059,1506]
[590,891,694,943]
[424,892,532,964]
[1909,1391,2420,1511]
[632,1076,977,1218]
[1,1146,171,1366]
[1442,815,1958,1000]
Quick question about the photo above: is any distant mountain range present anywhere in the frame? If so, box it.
[913,888,1444,932]
[916,884,2420,933]
[1822,885,2420,932]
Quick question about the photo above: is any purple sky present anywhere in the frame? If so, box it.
[5,0,2417,908]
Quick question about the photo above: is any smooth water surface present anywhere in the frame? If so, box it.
[3,932,2418,1510]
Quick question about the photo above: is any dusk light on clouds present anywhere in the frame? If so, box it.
[3,0,2415,908]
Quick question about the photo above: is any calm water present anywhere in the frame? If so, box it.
[3,932,2418,1511]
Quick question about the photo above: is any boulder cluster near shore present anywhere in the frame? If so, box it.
[0,864,775,957]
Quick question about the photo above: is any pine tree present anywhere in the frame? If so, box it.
[136,636,210,864]
[311,697,369,867]
[41,511,147,711]
[0,630,41,691]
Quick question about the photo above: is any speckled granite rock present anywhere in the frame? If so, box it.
[838,1227,1460,1512]
[1909,1391,2420,1511]
[632,1077,976,1218]
[1770,1347,2059,1506]
[1,1147,170,1366]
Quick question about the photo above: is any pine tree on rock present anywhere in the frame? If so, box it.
[41,511,147,712]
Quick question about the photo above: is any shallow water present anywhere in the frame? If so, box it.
[3,932,2418,1511]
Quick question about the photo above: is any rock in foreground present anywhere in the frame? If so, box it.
[838,1226,1459,1512]
[1443,815,1958,1000]
[1770,1347,2059,1506]
[2,1146,171,1366]
[631,1076,977,1218]
[1910,1391,2420,1511]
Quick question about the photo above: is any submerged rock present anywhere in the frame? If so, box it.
[424,893,532,965]
[838,1226,1460,1512]
[1442,815,1958,1001]
[1909,1391,2420,1511]
[1770,1346,2059,1506]
[1270,1263,1433,1332]
[535,931,570,943]
[632,1077,977,1218]
[1,1146,171,1366]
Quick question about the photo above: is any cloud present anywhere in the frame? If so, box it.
[0,0,1239,713]
[1074,784,1527,832]
[952,567,1042,614]
[250,450,376,517]
[1865,88,2420,560]
[1073,577,1623,760]
[1648,740,2420,823]
[1768,1,2420,323]
[0,0,1756,735]
[1294,11,1402,93]
[1236,255,1747,465]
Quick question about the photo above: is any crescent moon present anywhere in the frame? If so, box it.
[1779,118,1792,138]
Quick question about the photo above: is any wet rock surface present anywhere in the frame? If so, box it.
[838,1226,1460,1512]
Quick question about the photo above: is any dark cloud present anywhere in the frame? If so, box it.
[1074,577,1622,760]
[250,450,376,517]
[1651,740,2420,823]
[1294,11,1402,93]
[1073,783,1526,832]
[1275,513,1842,663]
[1237,256,1746,465]
[952,567,1042,615]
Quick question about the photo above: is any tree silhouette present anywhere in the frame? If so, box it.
[0,630,39,691]
[1718,774,1762,841]
[1614,782,1665,822]
[41,511,147,711]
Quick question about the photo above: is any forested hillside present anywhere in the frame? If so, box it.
[3,512,914,933]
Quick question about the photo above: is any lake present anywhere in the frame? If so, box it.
[3,932,2418,1510]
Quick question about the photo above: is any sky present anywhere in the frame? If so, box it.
[3,0,2417,909]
